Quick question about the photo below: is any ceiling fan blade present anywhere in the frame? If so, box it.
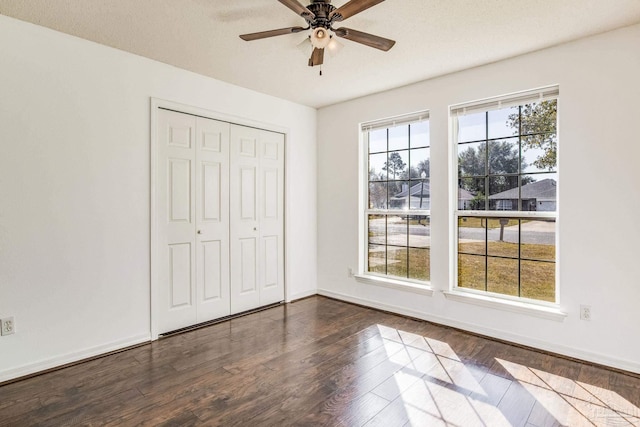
[329,0,385,22]
[334,27,395,51]
[278,0,315,19]
[308,48,324,67]
[240,26,306,41]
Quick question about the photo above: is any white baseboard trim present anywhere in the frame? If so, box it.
[0,333,151,384]
[287,289,318,302]
[317,288,640,375]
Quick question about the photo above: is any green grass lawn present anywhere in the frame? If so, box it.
[368,247,430,281]
[458,241,555,302]
[367,241,555,302]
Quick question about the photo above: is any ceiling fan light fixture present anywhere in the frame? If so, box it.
[326,37,344,57]
[310,27,331,49]
[297,36,313,56]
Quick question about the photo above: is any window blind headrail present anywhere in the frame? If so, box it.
[361,110,429,132]
[450,86,559,117]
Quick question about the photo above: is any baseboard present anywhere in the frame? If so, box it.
[287,289,317,303]
[317,288,640,375]
[0,333,151,384]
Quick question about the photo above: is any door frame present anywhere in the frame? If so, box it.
[150,98,288,340]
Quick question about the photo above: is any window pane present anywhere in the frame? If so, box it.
[457,112,486,143]
[408,179,430,210]
[521,260,555,302]
[385,150,408,180]
[369,153,387,181]
[487,257,519,297]
[369,182,387,209]
[521,219,555,261]
[458,142,486,176]
[488,106,518,139]
[410,121,429,148]
[522,134,557,173]
[409,147,429,179]
[488,138,519,175]
[363,115,430,285]
[408,248,430,281]
[386,215,407,247]
[409,216,430,248]
[520,100,557,135]
[488,175,519,211]
[521,173,557,212]
[387,246,408,278]
[454,95,557,304]
[458,178,485,210]
[369,129,387,153]
[368,215,386,245]
[458,217,485,255]
[368,244,386,274]
[458,254,485,290]
[389,125,409,151]
[388,181,409,210]
[487,218,519,258]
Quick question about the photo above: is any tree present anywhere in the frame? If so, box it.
[416,159,430,178]
[403,158,430,181]
[368,169,387,208]
[383,152,406,180]
[508,100,557,170]
[458,140,531,195]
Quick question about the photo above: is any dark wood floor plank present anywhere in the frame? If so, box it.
[1,296,639,426]
[497,381,539,427]
[293,391,390,427]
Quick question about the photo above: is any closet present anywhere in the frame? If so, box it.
[154,108,284,334]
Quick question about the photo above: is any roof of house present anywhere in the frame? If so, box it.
[489,179,557,200]
[393,181,430,198]
[458,188,476,201]
[392,179,556,201]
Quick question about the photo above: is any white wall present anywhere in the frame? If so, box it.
[0,15,317,382]
[317,24,640,373]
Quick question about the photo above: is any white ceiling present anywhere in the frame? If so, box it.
[1,0,640,108]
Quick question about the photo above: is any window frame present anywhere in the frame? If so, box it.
[358,111,432,290]
[450,87,560,307]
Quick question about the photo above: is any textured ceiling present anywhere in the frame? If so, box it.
[1,0,640,108]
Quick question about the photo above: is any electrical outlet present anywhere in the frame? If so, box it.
[580,305,591,321]
[348,267,354,278]
[1,317,15,336]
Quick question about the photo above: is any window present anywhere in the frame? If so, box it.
[363,112,430,283]
[452,87,558,303]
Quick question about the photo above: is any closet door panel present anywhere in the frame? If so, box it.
[195,117,230,322]
[230,125,261,314]
[157,109,197,333]
[258,131,285,306]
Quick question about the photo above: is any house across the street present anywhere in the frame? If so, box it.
[390,181,431,209]
[489,178,557,211]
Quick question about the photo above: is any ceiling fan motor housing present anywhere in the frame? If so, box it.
[306,0,337,29]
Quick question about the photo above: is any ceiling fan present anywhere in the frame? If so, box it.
[239,0,395,70]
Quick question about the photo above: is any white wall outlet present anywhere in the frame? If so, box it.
[580,305,591,321]
[1,317,15,336]
[348,267,354,278]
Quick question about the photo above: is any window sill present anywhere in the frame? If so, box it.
[354,274,434,296]
[442,290,567,321]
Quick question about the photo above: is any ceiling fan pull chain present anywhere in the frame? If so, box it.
[319,65,323,76]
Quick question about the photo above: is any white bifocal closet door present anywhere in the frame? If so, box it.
[195,117,230,322]
[230,125,284,314]
[157,110,198,333]
[157,109,230,333]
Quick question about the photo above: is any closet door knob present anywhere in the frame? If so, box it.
[253,227,257,231]
[197,230,202,234]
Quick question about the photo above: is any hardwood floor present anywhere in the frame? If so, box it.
[1,296,639,426]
